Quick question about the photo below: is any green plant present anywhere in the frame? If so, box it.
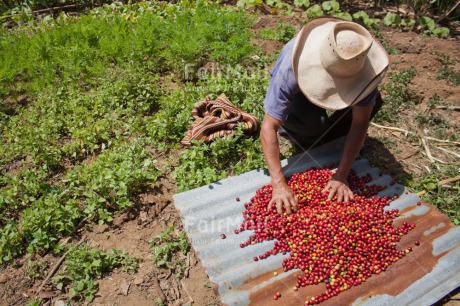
[382,12,450,37]
[427,94,443,110]
[258,23,296,43]
[149,226,189,277]
[306,4,324,18]
[386,0,460,18]
[66,139,161,224]
[406,167,460,225]
[436,54,460,85]
[353,11,380,30]
[380,40,400,55]
[418,16,450,37]
[53,244,139,302]
[305,1,352,20]
[265,0,292,12]
[0,1,253,99]
[237,0,263,10]
[25,299,42,306]
[293,0,309,8]
[383,12,415,28]
[236,0,293,14]
[377,67,419,123]
[175,129,266,191]
[25,259,49,279]
[414,112,450,129]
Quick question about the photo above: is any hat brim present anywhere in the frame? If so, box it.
[292,17,390,110]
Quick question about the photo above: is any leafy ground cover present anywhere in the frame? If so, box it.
[0,0,459,305]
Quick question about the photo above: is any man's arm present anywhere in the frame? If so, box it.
[260,113,298,214]
[322,105,374,202]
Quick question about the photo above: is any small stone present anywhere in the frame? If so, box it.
[134,276,144,285]
[117,283,131,296]
[54,300,65,306]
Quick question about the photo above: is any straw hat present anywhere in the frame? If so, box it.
[292,17,389,110]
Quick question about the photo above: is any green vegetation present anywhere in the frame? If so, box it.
[436,53,460,86]
[53,244,139,302]
[235,0,451,36]
[25,299,42,306]
[0,1,258,264]
[25,259,49,279]
[149,226,189,277]
[0,0,459,303]
[375,66,418,123]
[258,23,297,43]
[406,166,460,225]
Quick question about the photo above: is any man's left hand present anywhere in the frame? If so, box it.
[322,174,354,203]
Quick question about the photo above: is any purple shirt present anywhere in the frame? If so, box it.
[264,38,377,122]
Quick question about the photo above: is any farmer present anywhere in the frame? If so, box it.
[260,17,389,214]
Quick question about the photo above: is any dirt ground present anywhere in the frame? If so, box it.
[1,9,459,306]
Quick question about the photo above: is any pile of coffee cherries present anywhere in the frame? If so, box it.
[236,168,415,305]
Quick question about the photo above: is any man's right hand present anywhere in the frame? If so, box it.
[268,182,298,214]
[261,113,298,215]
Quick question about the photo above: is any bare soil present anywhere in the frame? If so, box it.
[1,9,459,306]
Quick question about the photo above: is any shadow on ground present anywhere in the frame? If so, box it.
[361,136,413,184]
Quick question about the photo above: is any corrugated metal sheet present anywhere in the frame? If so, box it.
[173,138,460,306]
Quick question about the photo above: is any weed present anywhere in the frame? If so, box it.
[53,244,139,302]
[417,16,450,37]
[25,259,48,279]
[383,12,415,28]
[427,93,443,110]
[175,129,266,191]
[380,40,400,55]
[436,54,460,85]
[436,54,460,86]
[353,11,380,30]
[415,112,450,129]
[258,23,297,43]
[66,139,161,224]
[376,67,419,124]
[438,65,460,85]
[157,297,166,306]
[406,166,460,225]
[149,226,189,277]
[25,299,42,306]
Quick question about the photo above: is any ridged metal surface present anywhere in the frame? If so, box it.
[173,138,460,306]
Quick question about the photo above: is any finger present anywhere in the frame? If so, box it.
[292,196,298,212]
[348,190,354,200]
[337,188,344,203]
[327,189,333,201]
[268,199,275,211]
[343,192,349,203]
[322,182,331,193]
[276,201,283,214]
[327,189,336,201]
[285,201,292,215]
